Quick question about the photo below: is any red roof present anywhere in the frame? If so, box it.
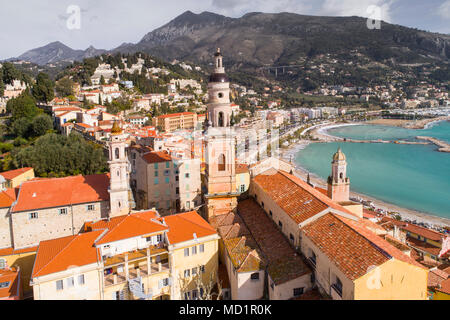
[0,167,33,180]
[12,174,109,213]
[32,231,102,278]
[0,268,20,299]
[142,151,172,164]
[91,214,168,245]
[157,112,195,119]
[164,211,217,245]
[0,188,17,208]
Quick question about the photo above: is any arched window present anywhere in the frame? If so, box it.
[218,92,223,98]
[0,258,6,269]
[115,148,120,159]
[117,170,120,177]
[218,112,224,127]
[218,154,226,171]
[339,173,343,179]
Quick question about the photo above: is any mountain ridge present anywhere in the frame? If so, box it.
[8,11,450,67]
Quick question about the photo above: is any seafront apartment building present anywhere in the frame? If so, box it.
[30,210,220,300]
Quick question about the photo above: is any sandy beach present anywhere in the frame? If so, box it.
[280,121,450,228]
[368,116,450,129]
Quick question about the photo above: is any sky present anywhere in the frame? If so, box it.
[0,0,449,59]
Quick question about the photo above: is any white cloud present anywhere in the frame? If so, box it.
[320,0,396,22]
[437,0,450,19]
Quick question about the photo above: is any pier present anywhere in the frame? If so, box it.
[416,136,450,153]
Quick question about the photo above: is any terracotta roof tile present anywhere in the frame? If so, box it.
[142,151,172,164]
[0,188,17,208]
[12,174,109,213]
[0,167,33,180]
[164,211,217,245]
[0,268,20,298]
[32,231,102,278]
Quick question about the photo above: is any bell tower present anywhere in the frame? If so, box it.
[204,48,237,220]
[108,121,130,217]
[327,148,350,202]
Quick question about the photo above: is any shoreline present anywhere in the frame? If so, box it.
[280,121,450,228]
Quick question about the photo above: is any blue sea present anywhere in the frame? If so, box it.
[295,121,450,218]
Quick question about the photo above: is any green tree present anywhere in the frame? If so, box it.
[100,75,106,85]
[11,118,31,138]
[31,114,53,137]
[55,77,74,97]
[1,62,21,84]
[6,92,39,121]
[33,73,55,103]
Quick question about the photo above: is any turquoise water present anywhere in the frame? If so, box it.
[295,122,450,218]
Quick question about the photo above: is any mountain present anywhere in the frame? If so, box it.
[13,41,106,65]
[128,11,450,68]
[11,11,450,68]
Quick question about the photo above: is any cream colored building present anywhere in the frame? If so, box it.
[153,112,198,133]
[31,210,220,300]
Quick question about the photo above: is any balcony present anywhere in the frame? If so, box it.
[104,272,127,287]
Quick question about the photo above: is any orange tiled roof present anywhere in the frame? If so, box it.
[253,169,353,224]
[238,199,311,284]
[303,213,425,281]
[12,174,109,213]
[142,151,172,164]
[157,112,195,119]
[0,246,37,257]
[436,278,450,295]
[93,215,168,245]
[0,268,20,298]
[32,231,102,278]
[223,236,265,272]
[0,188,17,208]
[406,236,441,256]
[235,163,249,174]
[164,211,217,245]
[0,167,33,180]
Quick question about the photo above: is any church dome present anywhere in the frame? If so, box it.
[111,121,123,135]
[333,148,346,161]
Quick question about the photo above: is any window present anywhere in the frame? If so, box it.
[162,278,169,287]
[192,289,198,300]
[86,204,95,211]
[250,273,260,281]
[186,184,190,191]
[146,236,152,242]
[185,173,190,178]
[218,154,226,171]
[176,187,179,195]
[0,259,5,269]
[332,277,343,297]
[184,248,190,257]
[157,234,163,242]
[166,162,170,169]
[154,178,159,185]
[240,184,245,192]
[29,212,38,220]
[165,177,170,184]
[293,287,304,297]
[67,277,74,288]
[192,267,198,276]
[218,111,224,127]
[289,234,294,243]
[154,171,158,177]
[184,291,191,300]
[261,202,264,208]
[184,269,190,277]
[186,201,190,210]
[269,210,273,217]
[0,281,10,289]
[77,274,85,285]
[154,163,159,169]
[278,221,283,229]
[115,148,120,159]
[192,246,197,255]
[200,265,205,273]
[58,208,68,215]
[309,251,316,267]
[56,280,64,291]
[176,176,179,182]
[199,244,205,253]
[164,170,170,176]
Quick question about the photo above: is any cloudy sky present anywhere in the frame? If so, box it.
[0,0,449,59]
